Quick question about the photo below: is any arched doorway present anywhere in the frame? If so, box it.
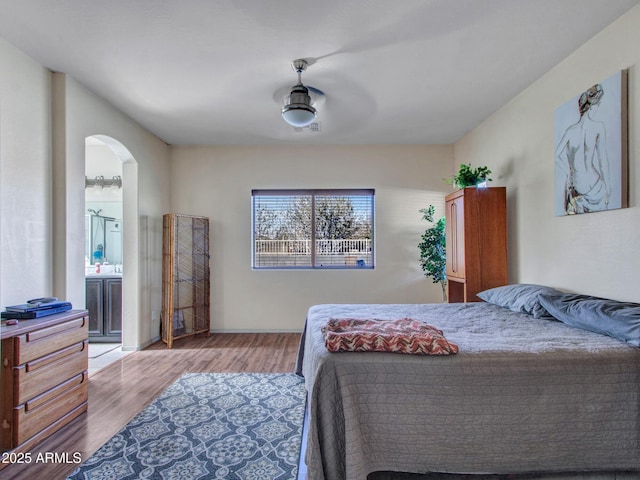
[85,135,139,350]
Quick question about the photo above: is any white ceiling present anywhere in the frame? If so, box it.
[1,0,638,146]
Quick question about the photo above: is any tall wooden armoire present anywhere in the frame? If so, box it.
[162,213,210,348]
[445,187,507,303]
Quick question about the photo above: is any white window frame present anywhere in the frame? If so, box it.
[251,189,375,270]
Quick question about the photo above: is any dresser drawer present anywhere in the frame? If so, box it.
[14,341,88,405]
[14,372,88,446]
[15,316,88,364]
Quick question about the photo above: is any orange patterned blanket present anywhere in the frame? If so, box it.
[322,317,458,355]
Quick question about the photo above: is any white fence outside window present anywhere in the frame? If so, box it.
[254,239,372,267]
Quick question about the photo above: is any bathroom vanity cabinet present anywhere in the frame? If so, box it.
[85,276,122,342]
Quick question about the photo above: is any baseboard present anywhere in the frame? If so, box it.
[122,335,161,351]
[209,329,303,334]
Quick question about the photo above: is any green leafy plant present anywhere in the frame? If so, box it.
[445,163,492,189]
[418,205,447,302]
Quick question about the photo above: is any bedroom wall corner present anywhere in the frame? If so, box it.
[453,4,640,302]
[169,144,454,332]
[51,73,171,349]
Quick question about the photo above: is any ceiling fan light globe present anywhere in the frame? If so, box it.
[282,104,317,127]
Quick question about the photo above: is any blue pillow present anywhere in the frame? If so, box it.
[538,293,640,347]
[477,284,562,319]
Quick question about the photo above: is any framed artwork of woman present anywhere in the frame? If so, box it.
[554,70,628,216]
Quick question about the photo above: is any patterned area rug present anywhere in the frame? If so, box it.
[67,373,306,480]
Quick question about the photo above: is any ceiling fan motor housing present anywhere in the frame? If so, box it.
[286,84,314,108]
[281,58,318,127]
[282,84,317,126]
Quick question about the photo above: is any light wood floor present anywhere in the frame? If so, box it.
[0,332,302,480]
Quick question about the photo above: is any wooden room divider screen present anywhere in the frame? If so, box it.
[162,213,210,348]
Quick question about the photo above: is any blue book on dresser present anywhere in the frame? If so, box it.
[2,298,72,319]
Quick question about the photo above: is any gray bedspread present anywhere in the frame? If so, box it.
[295,303,640,480]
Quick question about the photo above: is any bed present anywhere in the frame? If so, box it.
[295,286,640,480]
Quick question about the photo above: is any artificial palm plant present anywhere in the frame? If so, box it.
[418,205,447,302]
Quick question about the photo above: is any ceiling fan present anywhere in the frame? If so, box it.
[280,59,325,128]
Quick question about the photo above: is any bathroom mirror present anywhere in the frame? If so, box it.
[86,210,123,267]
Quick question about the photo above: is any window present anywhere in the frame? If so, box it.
[252,189,375,269]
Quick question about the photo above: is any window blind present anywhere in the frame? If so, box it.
[252,189,375,269]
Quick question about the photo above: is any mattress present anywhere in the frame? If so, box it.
[295,303,640,480]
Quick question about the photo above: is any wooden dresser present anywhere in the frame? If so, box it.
[0,310,89,459]
[445,187,507,302]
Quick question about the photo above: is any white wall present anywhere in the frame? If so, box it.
[1,36,170,349]
[170,145,453,332]
[52,74,171,348]
[0,38,52,306]
[455,5,640,302]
